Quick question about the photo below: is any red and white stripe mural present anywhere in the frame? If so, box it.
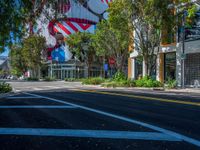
[37,0,112,62]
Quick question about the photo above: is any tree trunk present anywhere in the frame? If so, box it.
[143,56,148,77]
[115,56,123,73]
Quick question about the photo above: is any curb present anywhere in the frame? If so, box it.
[0,92,15,99]
[0,87,18,99]
[80,85,200,96]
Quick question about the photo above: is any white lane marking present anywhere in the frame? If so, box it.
[24,92,200,147]
[0,105,77,109]
[0,128,181,141]
[7,97,42,99]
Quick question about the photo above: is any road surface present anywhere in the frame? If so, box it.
[0,81,200,149]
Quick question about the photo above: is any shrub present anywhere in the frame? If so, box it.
[101,79,136,88]
[0,82,12,93]
[113,71,127,81]
[65,78,77,82]
[135,76,162,87]
[126,79,136,87]
[101,82,118,88]
[165,78,177,89]
[82,77,105,85]
[43,77,56,81]
[26,77,39,81]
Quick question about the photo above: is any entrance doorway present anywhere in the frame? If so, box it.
[164,52,176,81]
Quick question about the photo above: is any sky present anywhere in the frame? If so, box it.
[0,48,9,57]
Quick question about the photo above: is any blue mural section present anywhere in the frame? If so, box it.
[51,46,66,62]
[178,10,200,42]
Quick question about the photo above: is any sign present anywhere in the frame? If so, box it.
[109,57,115,65]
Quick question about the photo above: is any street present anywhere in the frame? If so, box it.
[0,81,200,149]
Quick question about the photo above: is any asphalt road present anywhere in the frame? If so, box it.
[0,82,200,149]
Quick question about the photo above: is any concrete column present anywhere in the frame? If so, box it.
[131,58,136,79]
[156,53,164,83]
[128,58,136,79]
[176,44,182,87]
[142,59,147,77]
[128,58,132,79]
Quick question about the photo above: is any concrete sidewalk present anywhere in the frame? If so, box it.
[81,84,200,97]
[5,80,200,97]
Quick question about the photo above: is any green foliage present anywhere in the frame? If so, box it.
[92,0,132,72]
[0,82,12,93]
[10,35,46,78]
[113,71,127,81]
[101,79,135,88]
[82,77,105,85]
[10,45,27,75]
[0,0,26,51]
[10,69,23,77]
[165,78,177,89]
[66,32,94,62]
[0,0,56,51]
[135,76,162,87]
[65,78,81,82]
[43,77,56,82]
[26,77,39,81]
[101,82,118,88]
[22,35,46,70]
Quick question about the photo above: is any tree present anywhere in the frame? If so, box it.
[0,0,63,52]
[66,32,95,77]
[10,45,27,77]
[126,0,197,77]
[21,35,46,78]
[92,0,132,73]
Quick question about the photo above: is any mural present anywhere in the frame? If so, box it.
[178,10,200,42]
[36,0,112,62]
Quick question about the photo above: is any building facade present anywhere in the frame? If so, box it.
[36,0,112,79]
[129,5,200,87]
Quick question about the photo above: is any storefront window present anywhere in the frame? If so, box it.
[164,52,176,81]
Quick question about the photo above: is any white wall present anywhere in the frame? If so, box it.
[176,40,200,87]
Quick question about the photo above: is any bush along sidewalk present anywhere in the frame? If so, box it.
[135,76,163,88]
[164,78,177,89]
[0,82,12,93]
[81,73,163,88]
[65,78,83,82]
[26,77,39,81]
[43,76,56,82]
[82,77,105,85]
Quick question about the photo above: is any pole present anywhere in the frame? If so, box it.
[50,60,53,78]
[181,11,186,88]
